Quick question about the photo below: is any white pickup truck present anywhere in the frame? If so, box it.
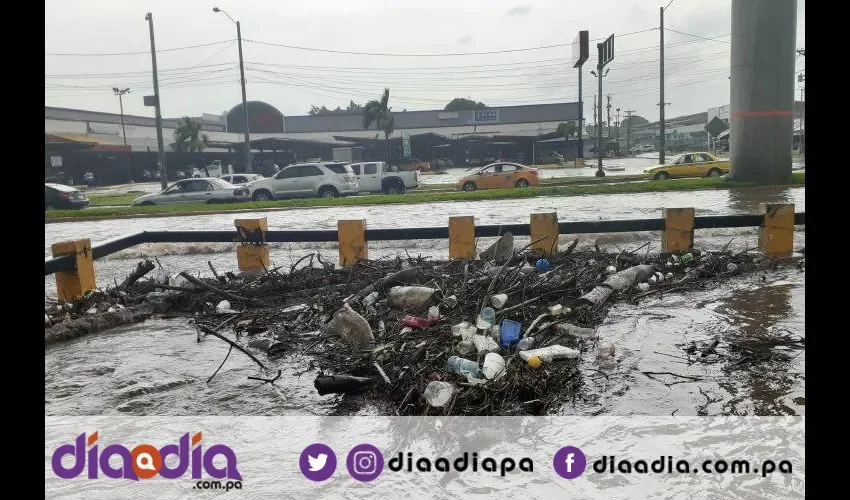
[347,161,420,194]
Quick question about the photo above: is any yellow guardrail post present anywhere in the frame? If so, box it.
[51,239,96,303]
[530,212,559,256]
[235,217,269,272]
[662,208,695,252]
[759,203,795,257]
[338,219,367,267]
[449,216,476,260]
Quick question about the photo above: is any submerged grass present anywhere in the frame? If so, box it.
[50,172,804,221]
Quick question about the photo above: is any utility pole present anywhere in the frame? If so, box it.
[145,12,168,191]
[624,110,635,155]
[112,87,131,183]
[798,74,805,156]
[606,95,612,131]
[659,6,666,164]
[597,69,603,176]
[214,7,252,173]
[615,107,621,149]
[592,96,598,158]
[577,67,584,162]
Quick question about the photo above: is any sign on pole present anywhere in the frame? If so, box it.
[143,95,158,107]
[50,156,62,167]
[598,34,615,68]
[402,132,411,157]
[573,30,589,68]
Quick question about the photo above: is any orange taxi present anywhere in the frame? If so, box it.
[456,162,540,191]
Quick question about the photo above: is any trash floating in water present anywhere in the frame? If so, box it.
[536,259,552,272]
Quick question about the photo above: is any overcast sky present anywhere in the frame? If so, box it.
[45,0,805,123]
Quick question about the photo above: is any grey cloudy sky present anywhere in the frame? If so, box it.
[45,0,805,122]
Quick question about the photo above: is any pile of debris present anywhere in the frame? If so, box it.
[44,236,801,415]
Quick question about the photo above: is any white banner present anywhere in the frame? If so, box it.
[46,416,803,499]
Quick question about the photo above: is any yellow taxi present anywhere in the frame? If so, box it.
[642,152,730,180]
[456,162,540,191]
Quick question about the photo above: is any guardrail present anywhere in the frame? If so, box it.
[45,205,803,302]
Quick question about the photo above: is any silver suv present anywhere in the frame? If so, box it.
[247,162,358,201]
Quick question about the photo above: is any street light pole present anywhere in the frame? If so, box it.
[145,12,168,191]
[214,7,252,173]
[113,87,132,183]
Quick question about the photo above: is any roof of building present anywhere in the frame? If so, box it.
[45,106,226,131]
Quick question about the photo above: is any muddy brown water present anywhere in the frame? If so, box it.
[45,187,804,417]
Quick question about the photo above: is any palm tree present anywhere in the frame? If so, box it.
[173,117,210,176]
[363,88,395,163]
[555,121,577,140]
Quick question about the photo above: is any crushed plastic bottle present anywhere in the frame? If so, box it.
[452,321,477,340]
[423,381,455,407]
[428,305,440,320]
[555,323,598,339]
[216,300,238,314]
[402,315,435,329]
[680,253,694,264]
[472,334,499,354]
[476,307,496,330]
[518,345,580,363]
[445,356,484,378]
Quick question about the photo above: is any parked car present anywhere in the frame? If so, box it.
[45,172,67,184]
[45,183,89,210]
[247,162,358,201]
[142,169,162,180]
[642,152,730,180]
[347,161,420,194]
[456,162,539,191]
[221,173,264,185]
[83,172,95,184]
[132,178,249,205]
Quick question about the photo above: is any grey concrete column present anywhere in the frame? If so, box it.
[728,0,797,183]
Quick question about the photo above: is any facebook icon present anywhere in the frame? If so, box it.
[553,446,587,479]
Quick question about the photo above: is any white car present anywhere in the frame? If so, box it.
[221,173,264,185]
[347,161,420,194]
[132,178,249,205]
[247,162,358,201]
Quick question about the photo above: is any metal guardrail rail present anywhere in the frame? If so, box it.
[44,213,805,276]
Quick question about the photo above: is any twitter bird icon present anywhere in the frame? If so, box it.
[300,444,337,481]
[308,453,328,471]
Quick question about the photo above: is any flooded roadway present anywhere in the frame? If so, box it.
[45,185,805,417]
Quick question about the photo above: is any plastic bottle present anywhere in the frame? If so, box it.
[445,356,484,378]
[472,334,499,354]
[452,321,472,338]
[681,253,694,264]
[482,353,506,380]
[555,323,598,339]
[606,265,617,275]
[516,337,535,351]
[423,381,455,407]
[518,345,580,363]
[428,305,440,320]
[402,315,434,329]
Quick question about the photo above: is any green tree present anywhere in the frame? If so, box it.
[363,88,395,163]
[444,98,487,111]
[173,117,210,176]
[555,121,578,139]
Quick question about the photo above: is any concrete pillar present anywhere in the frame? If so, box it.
[728,0,797,183]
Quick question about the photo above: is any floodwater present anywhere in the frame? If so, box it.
[45,186,805,418]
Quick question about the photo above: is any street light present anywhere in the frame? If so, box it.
[591,68,610,176]
[112,87,132,183]
[213,6,252,173]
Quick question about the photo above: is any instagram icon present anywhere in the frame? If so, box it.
[346,444,384,482]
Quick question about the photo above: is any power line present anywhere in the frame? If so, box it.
[241,28,657,57]
[664,0,676,11]
[45,39,235,56]
[665,28,730,44]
